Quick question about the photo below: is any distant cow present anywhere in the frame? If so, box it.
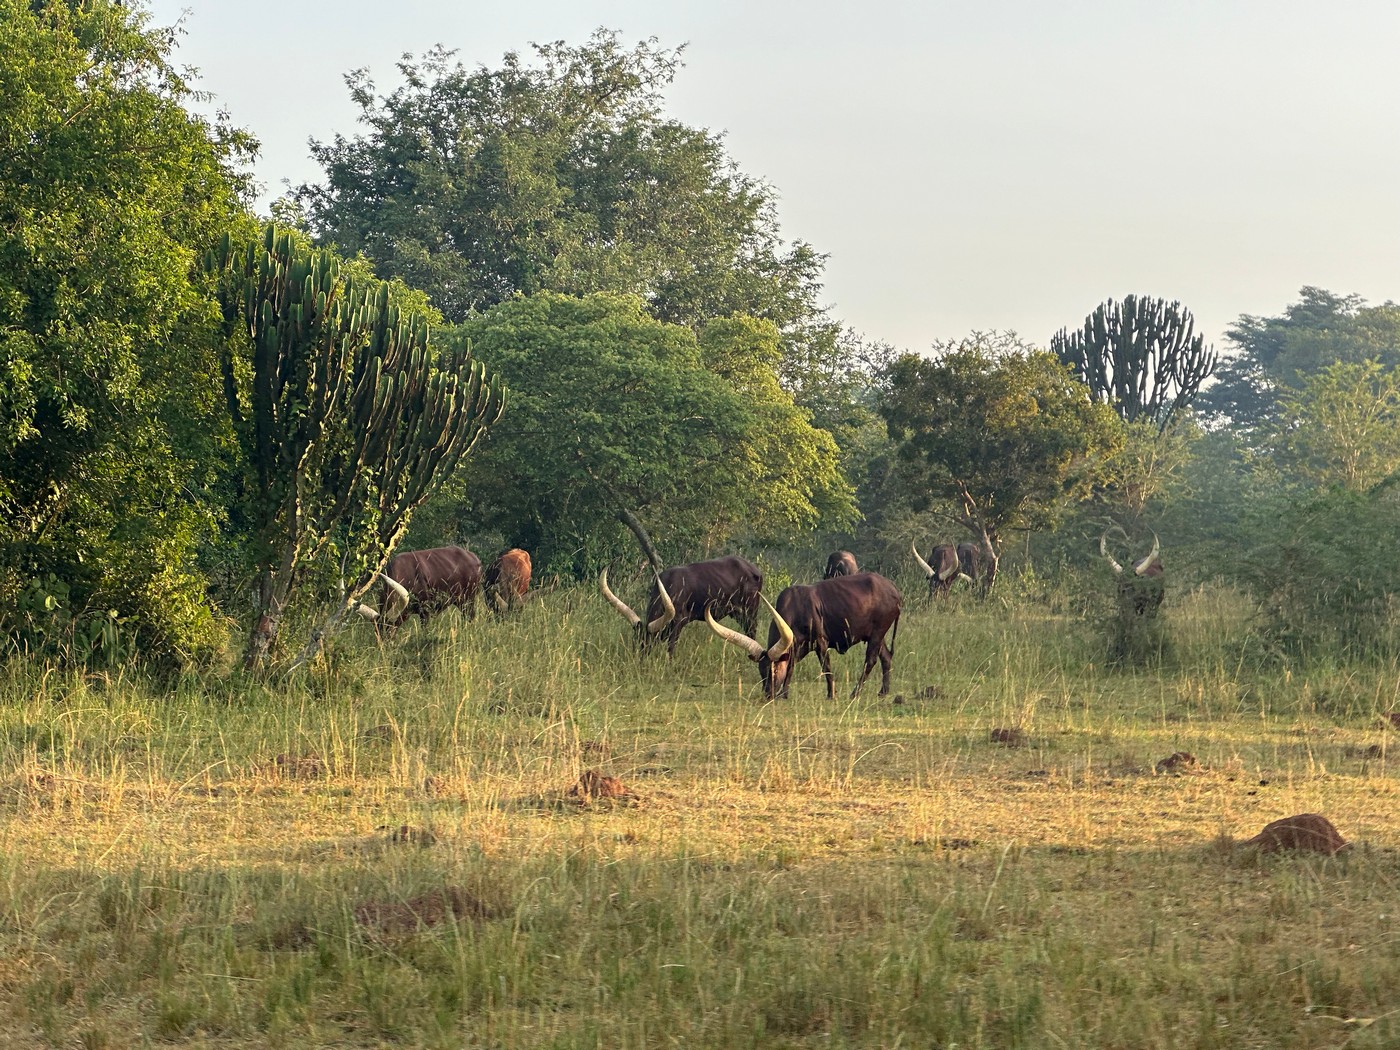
[912,541,972,598]
[356,546,482,628]
[1101,527,1164,617]
[707,572,902,700]
[823,550,859,579]
[485,548,532,614]
[601,555,762,656]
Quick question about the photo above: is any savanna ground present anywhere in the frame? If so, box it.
[2,573,1399,1049]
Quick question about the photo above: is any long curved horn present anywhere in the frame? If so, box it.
[381,573,411,621]
[1099,528,1124,576]
[706,605,766,660]
[1133,530,1161,576]
[599,568,641,627]
[646,574,676,635]
[911,541,935,579]
[490,589,508,613]
[764,595,795,662]
[354,603,380,621]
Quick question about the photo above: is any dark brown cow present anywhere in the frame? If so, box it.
[912,541,972,597]
[707,572,902,700]
[601,555,762,656]
[1101,528,1164,616]
[357,546,482,628]
[823,550,859,579]
[485,548,532,614]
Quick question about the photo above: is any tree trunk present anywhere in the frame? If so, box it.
[243,545,297,673]
[617,507,664,576]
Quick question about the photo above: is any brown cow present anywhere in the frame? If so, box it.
[707,572,902,700]
[356,546,482,628]
[912,541,972,597]
[601,555,762,656]
[823,550,859,579]
[485,548,532,614]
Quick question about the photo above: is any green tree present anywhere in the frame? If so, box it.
[879,335,1123,591]
[206,226,505,672]
[1051,295,1218,430]
[296,32,835,362]
[1200,287,1400,429]
[0,0,255,666]
[1270,360,1400,492]
[441,293,854,576]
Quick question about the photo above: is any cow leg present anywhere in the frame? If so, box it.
[851,641,883,699]
[817,642,836,701]
[876,641,894,695]
[666,617,686,657]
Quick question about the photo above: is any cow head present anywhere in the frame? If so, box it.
[353,573,412,626]
[706,596,796,698]
[599,567,676,645]
[1099,527,1162,578]
[912,541,971,594]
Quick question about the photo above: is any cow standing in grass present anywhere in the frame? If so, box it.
[707,572,902,700]
[600,555,762,656]
[357,546,482,628]
[485,548,532,614]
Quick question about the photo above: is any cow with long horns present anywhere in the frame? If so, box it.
[823,550,859,579]
[601,555,762,656]
[1101,527,1164,617]
[485,548,532,614]
[707,572,902,700]
[356,546,482,628]
[912,541,972,597]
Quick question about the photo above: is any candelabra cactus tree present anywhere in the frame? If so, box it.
[1051,295,1218,431]
[207,225,505,672]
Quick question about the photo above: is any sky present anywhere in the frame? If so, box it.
[145,0,1400,356]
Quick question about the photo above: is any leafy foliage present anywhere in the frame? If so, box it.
[1269,360,1400,492]
[435,293,854,575]
[879,335,1123,590]
[0,0,255,667]
[296,31,834,361]
[1228,486,1400,659]
[1051,295,1217,430]
[1200,287,1400,430]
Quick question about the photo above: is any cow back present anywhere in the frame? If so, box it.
[486,548,532,597]
[654,555,762,619]
[387,546,482,608]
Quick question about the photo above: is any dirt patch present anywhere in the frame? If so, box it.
[1155,751,1200,774]
[1344,744,1385,760]
[567,769,638,805]
[1240,813,1349,856]
[580,739,610,758]
[1380,712,1400,730]
[990,727,1025,747]
[354,886,493,935]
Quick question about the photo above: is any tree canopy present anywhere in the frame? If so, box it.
[439,293,854,575]
[296,32,834,362]
[879,335,1123,589]
[0,0,255,666]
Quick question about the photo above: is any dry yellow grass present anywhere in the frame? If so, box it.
[1,581,1398,1047]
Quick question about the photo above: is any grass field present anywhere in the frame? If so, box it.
[2,576,1399,1048]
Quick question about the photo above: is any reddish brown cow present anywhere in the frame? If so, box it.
[485,548,532,614]
[707,572,902,700]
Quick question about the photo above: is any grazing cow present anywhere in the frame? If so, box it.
[485,548,532,614]
[823,550,859,579]
[707,572,902,700]
[601,555,762,656]
[1101,528,1164,617]
[356,546,482,628]
[912,541,972,597]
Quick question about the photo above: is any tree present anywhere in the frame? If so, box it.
[438,293,854,576]
[206,226,505,672]
[1051,295,1218,431]
[1200,287,1400,430]
[0,0,255,666]
[1098,417,1201,522]
[295,32,835,362]
[1270,360,1400,492]
[879,335,1123,591]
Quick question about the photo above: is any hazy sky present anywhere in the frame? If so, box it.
[146,1,1400,355]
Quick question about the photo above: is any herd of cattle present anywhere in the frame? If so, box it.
[355,532,1162,699]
